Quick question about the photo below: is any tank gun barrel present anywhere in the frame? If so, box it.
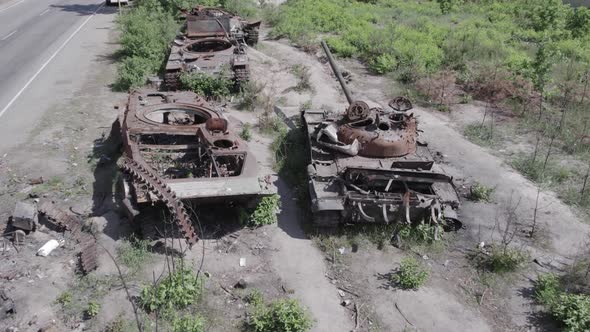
[321,41,353,105]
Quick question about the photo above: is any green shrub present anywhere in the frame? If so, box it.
[86,301,100,318]
[140,268,203,312]
[55,291,72,308]
[240,123,253,141]
[469,182,494,202]
[180,72,233,98]
[246,195,281,227]
[244,289,264,307]
[249,298,312,332]
[487,247,528,273]
[368,54,398,74]
[172,315,206,332]
[392,257,429,290]
[397,222,443,244]
[325,37,357,58]
[534,273,561,307]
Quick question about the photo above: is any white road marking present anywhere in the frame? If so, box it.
[1,30,17,40]
[0,0,25,14]
[0,3,105,119]
[39,8,50,16]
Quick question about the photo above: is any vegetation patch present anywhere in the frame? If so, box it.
[242,194,281,227]
[140,267,203,313]
[392,257,429,290]
[117,235,152,273]
[463,123,498,147]
[240,123,253,141]
[247,298,313,332]
[469,182,495,202]
[290,64,313,92]
[534,273,590,332]
[471,246,528,274]
[180,72,233,99]
[172,315,206,332]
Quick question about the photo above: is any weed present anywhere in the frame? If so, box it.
[472,246,528,274]
[117,235,152,273]
[392,257,429,290]
[299,100,312,112]
[248,298,312,332]
[180,72,232,98]
[511,154,572,185]
[240,123,253,142]
[534,273,561,307]
[469,182,494,202]
[172,315,206,332]
[244,289,264,307]
[140,268,203,313]
[245,195,281,227]
[86,301,100,318]
[464,123,498,146]
[290,64,313,92]
[55,291,73,308]
[271,128,309,205]
[397,222,444,244]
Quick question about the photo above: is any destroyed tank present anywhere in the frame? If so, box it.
[117,90,266,244]
[164,6,258,90]
[182,6,261,46]
[301,41,461,227]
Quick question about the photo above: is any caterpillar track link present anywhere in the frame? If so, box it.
[119,157,199,246]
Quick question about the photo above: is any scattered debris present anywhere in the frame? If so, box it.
[11,202,38,231]
[27,177,44,185]
[239,257,246,267]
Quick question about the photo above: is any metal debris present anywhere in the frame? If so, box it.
[38,201,99,273]
[11,202,37,231]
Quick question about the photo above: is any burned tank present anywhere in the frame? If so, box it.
[182,6,260,46]
[117,90,266,244]
[164,6,258,90]
[301,42,461,228]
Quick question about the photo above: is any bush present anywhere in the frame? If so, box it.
[249,298,312,332]
[140,268,203,313]
[115,5,179,90]
[392,257,429,290]
[244,289,264,307]
[469,182,494,202]
[172,315,206,332]
[397,222,443,244]
[368,54,398,74]
[534,273,590,332]
[247,195,281,227]
[240,123,253,141]
[486,247,528,273]
[180,72,233,98]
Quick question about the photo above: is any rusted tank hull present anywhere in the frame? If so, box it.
[118,90,265,244]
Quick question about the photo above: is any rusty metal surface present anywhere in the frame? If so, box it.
[301,42,461,227]
[38,201,99,273]
[164,6,257,90]
[118,90,265,244]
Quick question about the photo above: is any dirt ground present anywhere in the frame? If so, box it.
[1,15,589,332]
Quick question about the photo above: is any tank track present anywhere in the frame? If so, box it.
[38,201,98,274]
[164,72,181,91]
[234,68,249,89]
[245,29,259,46]
[119,157,199,246]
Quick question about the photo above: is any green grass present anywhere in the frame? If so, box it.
[139,267,203,313]
[116,236,152,273]
[470,246,529,274]
[464,123,499,147]
[179,72,233,99]
[242,195,281,227]
[240,123,253,141]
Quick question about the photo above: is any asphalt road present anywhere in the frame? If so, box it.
[0,0,117,152]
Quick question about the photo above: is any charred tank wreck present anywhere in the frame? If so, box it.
[117,90,265,244]
[302,42,461,227]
